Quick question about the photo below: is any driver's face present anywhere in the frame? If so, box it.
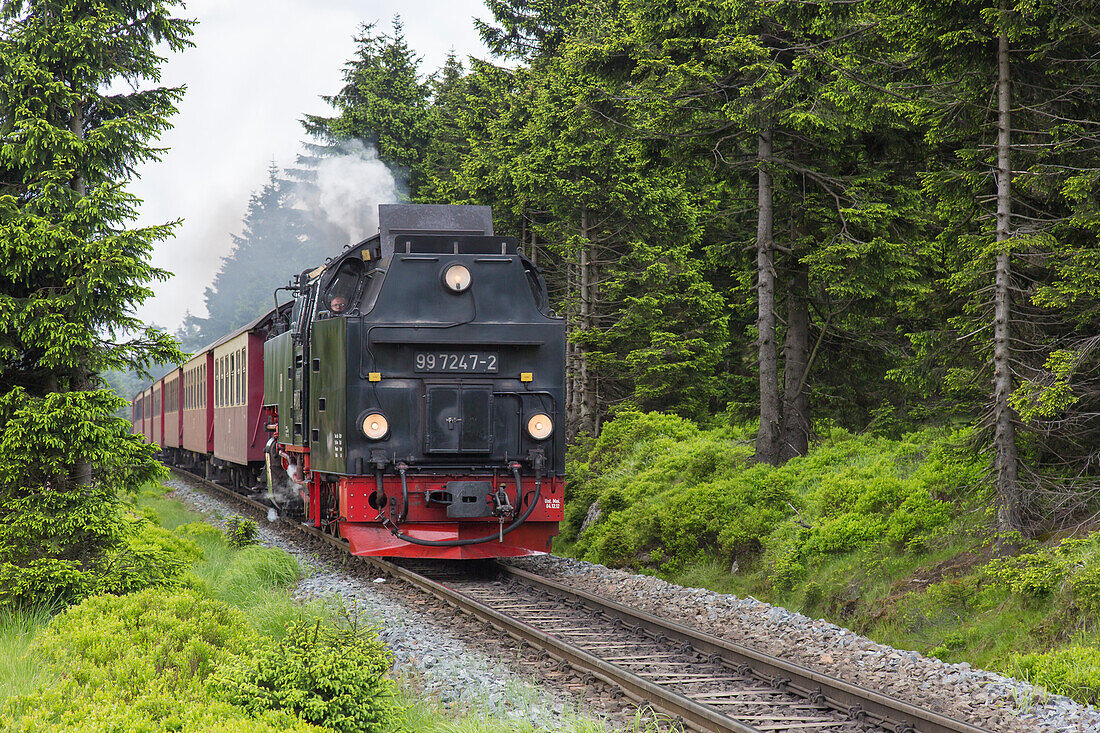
[330,296,348,313]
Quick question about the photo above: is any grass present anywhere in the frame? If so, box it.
[134,485,313,640]
[0,603,57,703]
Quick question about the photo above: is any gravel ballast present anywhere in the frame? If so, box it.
[164,477,577,729]
[510,554,1099,733]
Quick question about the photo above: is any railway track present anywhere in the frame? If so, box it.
[168,466,994,733]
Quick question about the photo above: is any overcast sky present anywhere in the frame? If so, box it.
[132,0,491,331]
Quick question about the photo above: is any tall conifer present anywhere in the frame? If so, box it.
[0,0,192,607]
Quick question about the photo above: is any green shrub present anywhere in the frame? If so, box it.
[3,589,320,731]
[584,410,700,471]
[97,511,200,595]
[986,552,1067,597]
[32,589,249,694]
[213,617,399,733]
[0,388,166,612]
[228,516,260,548]
[177,520,228,543]
[564,414,972,584]
[1007,645,1100,705]
[591,520,640,568]
[801,513,887,558]
[1070,563,1100,616]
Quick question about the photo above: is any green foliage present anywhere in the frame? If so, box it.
[2,589,319,732]
[1007,646,1100,705]
[982,535,1100,612]
[303,18,430,196]
[1069,564,1100,617]
[985,553,1067,598]
[96,510,198,595]
[0,0,192,610]
[0,390,155,608]
[227,515,259,549]
[566,412,972,592]
[213,617,398,733]
[1010,349,1081,422]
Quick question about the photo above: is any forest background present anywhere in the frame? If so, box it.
[167,0,1100,536]
[70,0,1100,704]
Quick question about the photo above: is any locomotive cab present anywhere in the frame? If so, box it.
[264,204,566,559]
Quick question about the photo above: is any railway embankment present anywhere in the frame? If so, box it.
[557,410,1100,725]
[511,554,1099,732]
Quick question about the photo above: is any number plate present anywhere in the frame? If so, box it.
[414,351,499,373]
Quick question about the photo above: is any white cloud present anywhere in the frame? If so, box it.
[132,0,490,329]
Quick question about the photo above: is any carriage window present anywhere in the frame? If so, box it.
[324,259,364,314]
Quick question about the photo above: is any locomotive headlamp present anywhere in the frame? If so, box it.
[361,412,389,440]
[442,264,472,293]
[526,413,553,440]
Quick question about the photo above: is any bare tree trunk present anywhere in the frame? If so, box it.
[578,206,597,435]
[754,131,781,465]
[565,254,579,434]
[993,18,1020,532]
[780,266,810,462]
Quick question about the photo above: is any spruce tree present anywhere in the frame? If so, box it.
[0,0,192,607]
[475,0,575,60]
[303,18,430,197]
[885,0,1100,532]
[576,0,927,460]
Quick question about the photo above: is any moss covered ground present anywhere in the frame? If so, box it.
[558,410,1100,706]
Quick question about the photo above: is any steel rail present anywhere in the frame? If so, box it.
[499,565,992,733]
[169,467,994,733]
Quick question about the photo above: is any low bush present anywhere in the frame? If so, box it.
[214,616,398,733]
[1070,563,1100,616]
[564,411,971,583]
[97,510,200,595]
[228,515,259,548]
[1,589,319,731]
[0,508,195,611]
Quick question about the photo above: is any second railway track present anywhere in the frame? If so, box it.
[169,466,994,733]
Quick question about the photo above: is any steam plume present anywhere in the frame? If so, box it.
[300,139,400,243]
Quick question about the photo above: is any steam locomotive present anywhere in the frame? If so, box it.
[132,204,566,558]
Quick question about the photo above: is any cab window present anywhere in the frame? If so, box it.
[323,259,364,315]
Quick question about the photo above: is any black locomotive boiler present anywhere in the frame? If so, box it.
[261,204,566,558]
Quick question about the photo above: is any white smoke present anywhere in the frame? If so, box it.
[305,139,400,242]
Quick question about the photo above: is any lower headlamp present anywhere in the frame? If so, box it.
[361,412,389,440]
[526,413,553,440]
